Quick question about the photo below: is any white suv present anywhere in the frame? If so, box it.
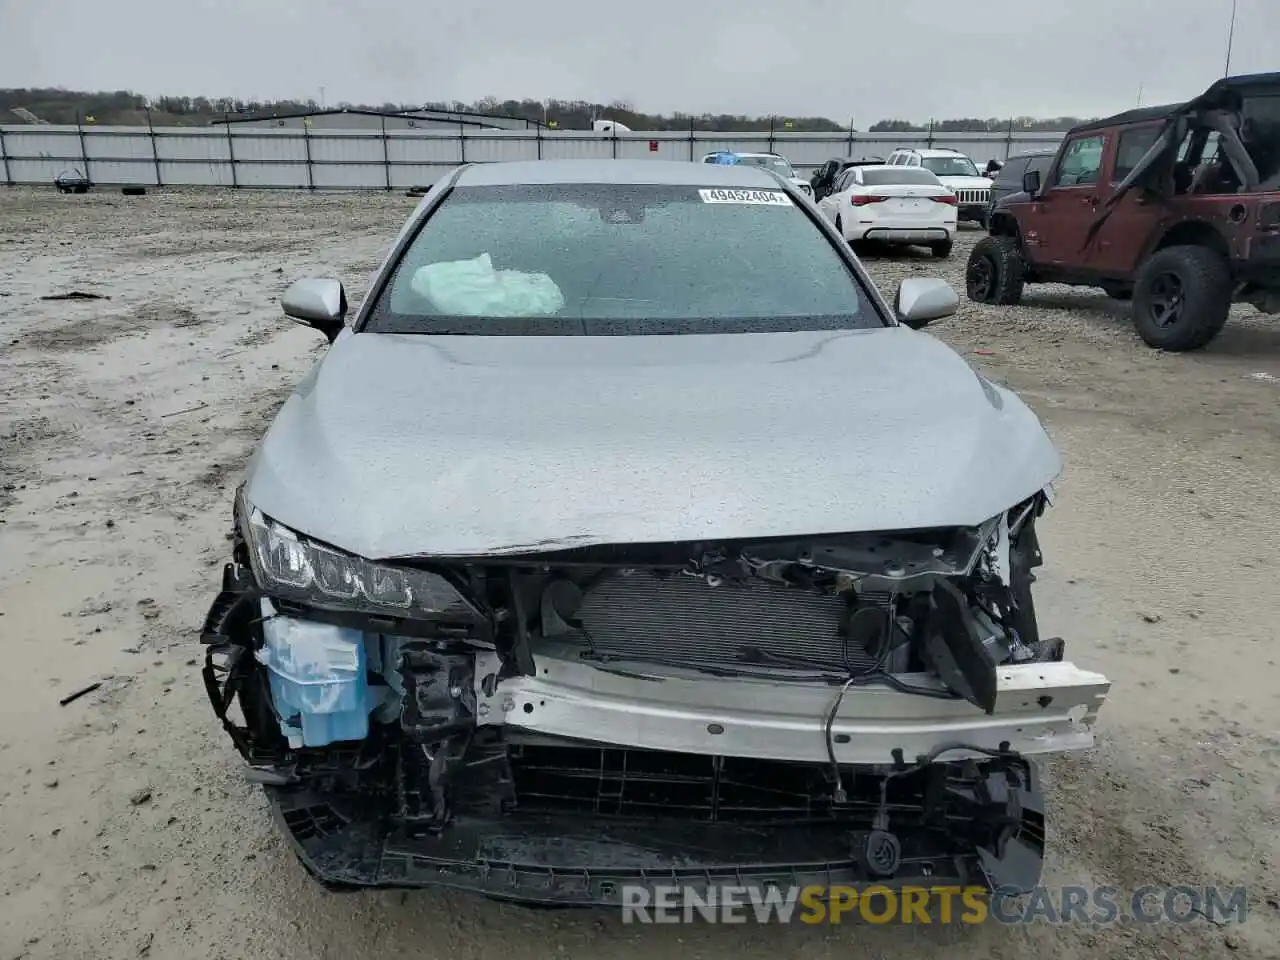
[886,148,991,225]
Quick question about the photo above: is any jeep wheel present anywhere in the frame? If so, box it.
[1132,246,1231,351]
[966,235,1024,305]
[931,240,953,259]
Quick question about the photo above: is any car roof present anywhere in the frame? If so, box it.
[1067,71,1280,136]
[846,165,903,174]
[1005,148,1058,160]
[893,148,965,158]
[454,159,782,188]
[1067,103,1183,135]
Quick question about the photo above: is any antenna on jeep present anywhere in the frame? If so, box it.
[1223,0,1238,76]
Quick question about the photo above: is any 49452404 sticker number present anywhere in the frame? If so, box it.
[697,188,794,206]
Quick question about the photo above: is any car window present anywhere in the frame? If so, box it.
[995,158,1028,186]
[922,156,980,177]
[832,170,854,191]
[907,156,921,167]
[1242,93,1280,182]
[1113,126,1163,182]
[735,155,796,178]
[1052,135,1105,187]
[860,168,942,186]
[1029,154,1055,178]
[368,183,877,335]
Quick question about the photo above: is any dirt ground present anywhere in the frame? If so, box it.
[0,187,1277,960]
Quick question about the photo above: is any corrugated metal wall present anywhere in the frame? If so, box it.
[0,124,1067,189]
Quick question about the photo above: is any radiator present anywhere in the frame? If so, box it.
[569,570,881,672]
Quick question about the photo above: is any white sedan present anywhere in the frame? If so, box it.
[816,165,957,257]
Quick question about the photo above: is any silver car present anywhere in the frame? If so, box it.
[201,159,1109,901]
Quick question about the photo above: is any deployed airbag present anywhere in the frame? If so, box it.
[411,253,565,317]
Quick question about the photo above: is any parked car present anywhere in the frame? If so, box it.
[886,148,993,226]
[809,156,885,202]
[816,164,958,257]
[967,72,1280,351]
[985,149,1057,221]
[700,151,812,197]
[201,158,1108,903]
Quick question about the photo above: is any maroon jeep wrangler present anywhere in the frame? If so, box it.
[966,73,1280,351]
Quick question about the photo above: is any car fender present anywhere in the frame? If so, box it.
[1137,217,1233,266]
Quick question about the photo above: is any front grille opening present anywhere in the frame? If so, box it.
[508,743,925,824]
[560,571,891,674]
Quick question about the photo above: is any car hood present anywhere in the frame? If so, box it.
[936,175,993,189]
[245,328,1061,559]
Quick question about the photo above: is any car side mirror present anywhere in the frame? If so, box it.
[1022,169,1041,196]
[281,278,347,342]
[895,278,958,329]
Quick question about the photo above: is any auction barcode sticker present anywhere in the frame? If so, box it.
[698,188,794,205]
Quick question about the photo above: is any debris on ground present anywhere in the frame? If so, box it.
[58,681,102,706]
[40,291,108,301]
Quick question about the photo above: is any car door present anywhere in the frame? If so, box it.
[1022,132,1107,267]
[1083,122,1169,277]
[812,160,837,201]
[819,169,852,221]
[993,157,1028,206]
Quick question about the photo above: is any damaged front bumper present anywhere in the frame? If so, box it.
[478,646,1107,765]
[200,549,1107,902]
[265,760,1046,902]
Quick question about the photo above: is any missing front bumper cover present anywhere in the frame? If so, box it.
[199,563,1099,901]
[263,744,1045,900]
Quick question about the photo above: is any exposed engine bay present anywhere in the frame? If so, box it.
[201,485,1108,901]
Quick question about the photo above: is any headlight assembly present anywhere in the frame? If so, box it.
[241,504,478,621]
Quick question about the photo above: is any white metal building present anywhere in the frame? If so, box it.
[209,108,538,132]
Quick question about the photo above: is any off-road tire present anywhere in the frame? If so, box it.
[966,235,1024,305]
[1131,245,1231,351]
[931,240,953,259]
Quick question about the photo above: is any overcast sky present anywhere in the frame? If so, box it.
[1,0,1275,122]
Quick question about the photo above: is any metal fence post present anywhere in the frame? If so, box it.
[303,120,315,190]
[381,115,391,190]
[0,126,10,186]
[847,119,854,157]
[688,117,695,161]
[611,127,617,159]
[768,116,775,155]
[536,123,542,161]
[459,123,466,164]
[1005,117,1014,159]
[926,119,935,148]
[146,108,163,186]
[224,115,239,188]
[76,113,90,182]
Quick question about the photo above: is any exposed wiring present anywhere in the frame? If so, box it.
[824,676,857,803]
[826,592,898,801]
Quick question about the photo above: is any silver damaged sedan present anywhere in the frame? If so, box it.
[201,158,1109,901]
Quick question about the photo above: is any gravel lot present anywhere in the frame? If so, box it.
[1,187,1278,960]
